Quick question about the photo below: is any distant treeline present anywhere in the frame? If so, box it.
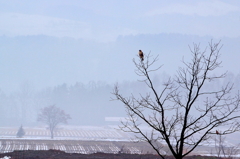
[0,72,239,127]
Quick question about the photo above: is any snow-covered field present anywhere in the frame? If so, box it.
[0,126,157,154]
[0,126,131,141]
[0,126,239,156]
[0,139,156,154]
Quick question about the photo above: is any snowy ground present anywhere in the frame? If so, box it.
[0,125,131,141]
[0,139,156,154]
[0,126,153,154]
[0,126,239,156]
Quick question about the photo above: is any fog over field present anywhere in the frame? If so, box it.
[0,0,240,127]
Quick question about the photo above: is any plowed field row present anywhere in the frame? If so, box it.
[0,139,156,154]
[0,127,129,140]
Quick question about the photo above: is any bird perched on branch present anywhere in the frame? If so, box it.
[216,130,220,135]
[139,50,144,61]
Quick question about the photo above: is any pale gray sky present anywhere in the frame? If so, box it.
[0,0,239,42]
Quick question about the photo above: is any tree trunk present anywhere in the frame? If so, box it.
[50,129,54,139]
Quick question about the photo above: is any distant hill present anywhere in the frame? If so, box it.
[0,34,239,93]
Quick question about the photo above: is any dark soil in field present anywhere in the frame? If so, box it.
[0,150,218,159]
[0,150,160,159]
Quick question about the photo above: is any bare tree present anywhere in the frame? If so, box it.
[17,81,35,123]
[213,132,240,159]
[112,41,240,159]
[37,105,71,139]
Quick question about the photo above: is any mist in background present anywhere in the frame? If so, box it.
[0,0,240,126]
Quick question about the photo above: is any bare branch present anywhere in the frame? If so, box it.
[112,41,240,159]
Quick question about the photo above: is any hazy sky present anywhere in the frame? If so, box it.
[0,0,240,93]
[0,0,239,42]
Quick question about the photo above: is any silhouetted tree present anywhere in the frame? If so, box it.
[213,131,240,159]
[112,41,240,159]
[17,81,35,123]
[16,125,25,138]
[37,105,71,139]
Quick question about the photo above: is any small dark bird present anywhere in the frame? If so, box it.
[216,130,220,135]
[139,50,144,61]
